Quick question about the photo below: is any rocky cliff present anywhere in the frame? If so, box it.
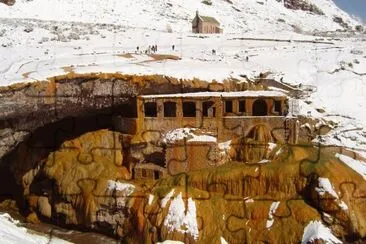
[0,0,15,6]
[276,0,324,15]
[0,74,365,243]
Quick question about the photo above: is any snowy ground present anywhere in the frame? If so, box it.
[1,17,365,152]
[0,213,71,244]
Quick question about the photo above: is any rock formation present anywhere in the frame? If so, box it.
[276,0,324,15]
[0,0,15,6]
[0,74,365,243]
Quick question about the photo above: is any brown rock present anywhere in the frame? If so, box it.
[26,212,40,224]
[37,196,51,218]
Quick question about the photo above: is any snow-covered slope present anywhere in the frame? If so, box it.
[0,0,361,33]
[0,0,365,157]
[0,213,71,244]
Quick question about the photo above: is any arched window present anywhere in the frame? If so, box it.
[144,102,157,117]
[252,99,268,116]
[164,102,176,117]
[183,102,196,117]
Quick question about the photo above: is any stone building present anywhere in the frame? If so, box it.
[137,91,297,143]
[192,11,223,34]
[114,90,299,180]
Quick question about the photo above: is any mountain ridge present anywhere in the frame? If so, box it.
[0,0,362,34]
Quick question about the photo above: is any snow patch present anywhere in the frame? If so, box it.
[301,220,342,244]
[0,213,71,244]
[339,201,348,210]
[315,178,338,198]
[161,189,175,208]
[163,193,199,240]
[164,128,216,143]
[148,194,154,205]
[220,236,228,244]
[107,180,135,196]
[218,140,232,151]
[266,201,280,229]
[258,159,270,164]
[187,134,217,143]
[141,91,285,99]
[157,241,184,244]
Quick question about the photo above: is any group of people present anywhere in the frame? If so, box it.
[135,44,176,54]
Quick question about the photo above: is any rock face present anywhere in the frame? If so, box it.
[0,0,15,6]
[21,129,138,237]
[6,127,366,243]
[276,0,324,15]
[0,74,365,243]
[143,145,366,243]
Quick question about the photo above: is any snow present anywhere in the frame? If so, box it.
[187,134,217,143]
[301,220,342,244]
[315,178,339,198]
[218,140,232,151]
[336,153,366,180]
[258,159,270,164]
[0,0,359,34]
[141,91,286,99]
[157,241,184,244]
[163,192,199,240]
[164,128,216,143]
[0,213,71,244]
[220,236,228,244]
[266,201,280,229]
[161,189,175,208]
[339,201,348,211]
[244,198,254,203]
[148,194,154,205]
[268,142,277,152]
[107,180,135,195]
[314,177,349,211]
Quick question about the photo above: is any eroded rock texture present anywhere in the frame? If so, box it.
[0,0,15,6]
[0,74,365,243]
[276,0,324,15]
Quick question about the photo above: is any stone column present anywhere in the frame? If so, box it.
[136,97,145,137]
[216,96,224,141]
[246,98,253,116]
[157,99,163,119]
[196,100,203,128]
[177,98,183,128]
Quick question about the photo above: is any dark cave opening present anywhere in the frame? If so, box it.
[0,98,138,212]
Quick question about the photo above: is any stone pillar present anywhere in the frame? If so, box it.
[196,100,203,128]
[136,97,145,138]
[157,99,163,118]
[216,96,224,140]
[177,98,183,128]
[233,99,239,114]
[266,98,272,115]
[246,98,254,116]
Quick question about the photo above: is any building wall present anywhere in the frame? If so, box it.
[165,141,221,175]
[136,96,297,143]
[201,22,219,34]
[192,16,221,34]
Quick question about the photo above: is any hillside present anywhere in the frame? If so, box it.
[0,0,361,33]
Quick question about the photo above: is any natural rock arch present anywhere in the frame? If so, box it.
[252,99,268,116]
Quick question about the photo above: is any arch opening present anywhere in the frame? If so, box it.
[252,99,268,116]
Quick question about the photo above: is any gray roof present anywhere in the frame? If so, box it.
[141,91,287,99]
